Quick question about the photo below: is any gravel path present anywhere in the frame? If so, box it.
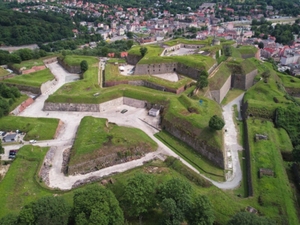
[2,62,244,190]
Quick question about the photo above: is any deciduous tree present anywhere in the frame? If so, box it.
[80,60,88,72]
[227,212,273,225]
[72,185,124,225]
[122,173,156,224]
[209,115,225,130]
[140,47,148,57]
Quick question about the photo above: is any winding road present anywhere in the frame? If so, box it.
[2,61,243,190]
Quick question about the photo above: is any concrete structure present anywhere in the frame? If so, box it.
[3,133,17,143]
[148,108,160,117]
[210,75,232,103]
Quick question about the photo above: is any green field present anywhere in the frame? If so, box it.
[0,67,9,77]
[155,131,224,181]
[247,119,298,224]
[163,38,212,46]
[139,54,216,71]
[236,45,258,57]
[12,58,45,70]
[105,63,193,89]
[0,145,75,218]
[0,116,59,141]
[62,55,99,66]
[128,45,163,57]
[2,69,54,87]
[69,117,158,167]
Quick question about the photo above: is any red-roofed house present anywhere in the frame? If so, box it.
[120,52,128,58]
[107,53,115,58]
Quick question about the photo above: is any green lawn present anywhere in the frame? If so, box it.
[105,63,193,89]
[236,45,258,57]
[0,116,59,141]
[128,45,163,57]
[12,59,45,70]
[247,119,299,224]
[106,58,126,63]
[0,145,75,218]
[155,131,224,181]
[2,69,54,87]
[62,55,99,66]
[163,38,212,46]
[0,67,9,77]
[69,117,158,167]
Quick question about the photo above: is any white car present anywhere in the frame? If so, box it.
[29,140,37,144]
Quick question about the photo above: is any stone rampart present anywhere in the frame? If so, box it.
[161,119,225,168]
[40,79,56,94]
[57,57,81,74]
[123,97,146,108]
[126,54,143,65]
[43,102,100,112]
[99,97,124,112]
[4,83,40,94]
[43,57,58,65]
[210,75,232,103]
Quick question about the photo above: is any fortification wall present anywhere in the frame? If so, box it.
[99,97,123,112]
[245,69,258,90]
[232,69,257,90]
[177,63,200,80]
[210,75,232,103]
[123,97,146,108]
[126,54,143,65]
[4,83,40,94]
[43,57,58,65]
[161,119,225,169]
[40,79,56,94]
[43,102,100,112]
[57,57,81,74]
[134,63,176,75]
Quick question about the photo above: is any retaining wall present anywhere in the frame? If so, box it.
[126,54,143,65]
[43,102,100,112]
[57,57,81,74]
[3,83,40,94]
[161,119,225,169]
[40,79,56,94]
[210,75,232,103]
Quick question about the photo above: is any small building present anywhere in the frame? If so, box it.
[3,133,17,143]
[148,108,160,117]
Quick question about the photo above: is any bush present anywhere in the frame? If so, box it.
[209,115,225,130]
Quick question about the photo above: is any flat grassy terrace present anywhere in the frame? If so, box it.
[62,55,99,66]
[247,119,299,224]
[155,130,224,181]
[69,117,158,167]
[0,67,9,77]
[105,63,193,89]
[209,63,231,90]
[164,38,212,46]
[12,58,45,70]
[0,116,59,141]
[2,69,54,87]
[138,54,216,71]
[128,45,163,57]
[236,45,258,57]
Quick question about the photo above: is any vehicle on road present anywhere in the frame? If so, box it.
[29,140,37,144]
[121,109,128,114]
[9,150,18,159]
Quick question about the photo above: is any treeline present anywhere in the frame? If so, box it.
[0,173,274,225]
[0,48,47,65]
[251,18,299,45]
[0,8,74,46]
[0,83,21,118]
[44,39,134,57]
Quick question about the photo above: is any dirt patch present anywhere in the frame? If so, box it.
[0,164,10,181]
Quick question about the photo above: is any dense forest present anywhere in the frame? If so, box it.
[0,8,74,46]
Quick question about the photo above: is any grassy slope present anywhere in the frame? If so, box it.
[105,63,193,89]
[163,38,212,46]
[62,55,99,66]
[209,63,231,90]
[247,119,298,224]
[155,130,224,181]
[278,73,300,88]
[0,145,74,218]
[0,116,59,140]
[2,69,54,87]
[9,94,28,112]
[69,117,158,166]
[164,95,223,149]
[236,45,258,56]
[128,45,163,57]
[0,67,9,77]
[12,59,44,70]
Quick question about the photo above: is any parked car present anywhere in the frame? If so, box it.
[29,140,37,144]
[9,150,18,159]
[121,109,128,114]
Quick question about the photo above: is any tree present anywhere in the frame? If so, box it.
[80,60,88,73]
[196,70,209,89]
[223,45,232,57]
[227,212,273,225]
[293,145,300,163]
[258,42,264,49]
[209,115,225,130]
[126,31,133,39]
[18,196,70,225]
[122,173,156,224]
[186,195,214,225]
[158,178,192,224]
[0,214,19,225]
[140,47,148,57]
[72,185,124,225]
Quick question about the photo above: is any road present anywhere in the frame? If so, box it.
[2,62,243,190]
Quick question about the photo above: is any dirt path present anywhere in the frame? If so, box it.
[2,62,244,190]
